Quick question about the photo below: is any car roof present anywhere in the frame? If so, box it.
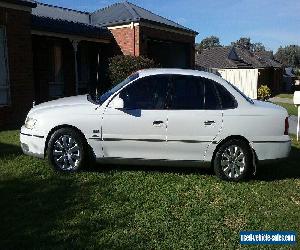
[137,68,225,83]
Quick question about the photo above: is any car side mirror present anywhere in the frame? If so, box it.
[108,95,124,109]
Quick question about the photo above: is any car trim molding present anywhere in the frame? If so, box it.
[167,139,212,143]
[252,140,291,143]
[98,156,210,164]
[20,132,44,139]
[89,137,212,143]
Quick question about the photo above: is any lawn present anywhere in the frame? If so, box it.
[273,102,298,116]
[275,93,294,100]
[1,130,300,249]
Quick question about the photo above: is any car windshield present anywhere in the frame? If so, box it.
[96,73,139,105]
[226,81,254,104]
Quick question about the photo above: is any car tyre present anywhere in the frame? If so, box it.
[213,139,252,181]
[47,128,87,172]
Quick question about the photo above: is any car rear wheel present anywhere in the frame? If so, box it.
[213,139,252,181]
[47,128,87,172]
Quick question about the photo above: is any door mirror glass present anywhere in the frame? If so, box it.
[108,95,124,109]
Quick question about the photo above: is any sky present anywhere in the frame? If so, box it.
[39,0,300,52]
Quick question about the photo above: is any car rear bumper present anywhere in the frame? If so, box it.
[20,126,46,159]
[251,139,291,161]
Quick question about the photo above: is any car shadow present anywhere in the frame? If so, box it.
[86,162,214,177]
[0,174,129,248]
[0,142,23,159]
[87,145,300,181]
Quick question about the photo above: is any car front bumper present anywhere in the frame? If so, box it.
[20,126,46,159]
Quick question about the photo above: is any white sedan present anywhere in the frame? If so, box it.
[20,69,291,181]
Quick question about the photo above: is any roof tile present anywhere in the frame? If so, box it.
[196,46,282,69]
[32,1,197,34]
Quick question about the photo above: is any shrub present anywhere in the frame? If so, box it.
[257,85,271,100]
[108,55,157,86]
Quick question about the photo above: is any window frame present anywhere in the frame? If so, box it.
[167,75,224,111]
[78,45,90,94]
[0,25,10,107]
[167,74,206,110]
[207,79,238,110]
[203,78,222,110]
[48,41,64,99]
[107,74,238,111]
[117,74,171,110]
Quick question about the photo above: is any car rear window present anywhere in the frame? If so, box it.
[214,82,237,109]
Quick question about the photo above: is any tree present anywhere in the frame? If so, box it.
[196,36,221,53]
[108,55,157,86]
[232,37,266,52]
[275,45,300,67]
[252,42,266,52]
[232,37,251,50]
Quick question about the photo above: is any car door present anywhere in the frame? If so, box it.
[165,75,223,161]
[101,75,170,160]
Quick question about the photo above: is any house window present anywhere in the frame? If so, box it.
[0,26,10,106]
[49,42,64,98]
[78,46,90,94]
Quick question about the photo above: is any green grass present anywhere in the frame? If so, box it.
[275,93,294,99]
[273,102,298,116]
[1,130,300,249]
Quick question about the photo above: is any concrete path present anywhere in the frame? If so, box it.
[289,115,298,135]
[269,97,294,104]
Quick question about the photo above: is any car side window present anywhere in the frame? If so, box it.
[204,80,221,110]
[169,75,205,110]
[119,75,169,110]
[213,81,237,109]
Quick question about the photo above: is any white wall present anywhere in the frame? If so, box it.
[216,69,259,99]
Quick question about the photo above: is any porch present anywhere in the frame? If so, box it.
[32,33,112,104]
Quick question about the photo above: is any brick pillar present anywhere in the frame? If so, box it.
[109,23,140,56]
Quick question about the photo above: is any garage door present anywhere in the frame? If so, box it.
[147,40,190,68]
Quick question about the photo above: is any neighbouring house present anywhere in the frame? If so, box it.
[0,0,197,128]
[283,67,297,92]
[195,46,283,99]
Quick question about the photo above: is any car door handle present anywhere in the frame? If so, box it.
[153,120,164,126]
[204,120,216,125]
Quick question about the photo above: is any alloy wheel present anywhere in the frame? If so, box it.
[52,135,81,171]
[220,145,246,179]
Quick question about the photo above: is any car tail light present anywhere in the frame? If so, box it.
[284,117,289,135]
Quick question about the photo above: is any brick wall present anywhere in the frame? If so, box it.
[109,23,195,68]
[0,6,34,129]
[110,25,140,56]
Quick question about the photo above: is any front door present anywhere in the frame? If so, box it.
[165,75,223,161]
[101,75,170,159]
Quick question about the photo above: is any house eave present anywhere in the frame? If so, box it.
[2,0,37,8]
[140,19,198,35]
[106,19,198,36]
[31,30,111,44]
[0,0,36,12]
[31,15,112,42]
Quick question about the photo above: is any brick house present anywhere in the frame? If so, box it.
[0,0,197,129]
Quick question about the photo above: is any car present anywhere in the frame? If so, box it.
[20,69,291,181]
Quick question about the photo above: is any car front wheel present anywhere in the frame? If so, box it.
[213,139,252,181]
[47,128,87,172]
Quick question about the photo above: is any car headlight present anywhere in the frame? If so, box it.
[25,117,37,129]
